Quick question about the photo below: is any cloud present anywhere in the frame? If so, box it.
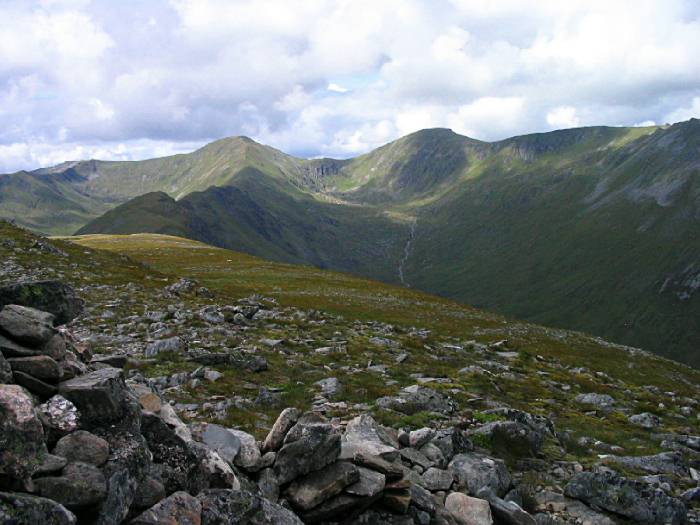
[546,106,580,129]
[0,0,699,171]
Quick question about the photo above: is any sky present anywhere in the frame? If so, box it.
[1,0,700,172]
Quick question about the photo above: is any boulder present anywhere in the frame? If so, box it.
[141,412,210,495]
[198,488,303,525]
[574,393,614,409]
[0,305,56,347]
[0,491,76,524]
[0,280,83,325]
[564,471,686,524]
[0,333,39,358]
[191,423,242,465]
[287,461,359,510]
[53,430,110,466]
[7,355,60,380]
[130,491,202,525]
[352,451,404,480]
[0,384,47,481]
[449,453,512,497]
[345,466,386,497]
[409,428,436,448]
[445,492,493,525]
[262,407,300,453]
[421,467,454,491]
[58,367,133,426]
[376,385,456,415]
[37,395,79,437]
[340,414,398,461]
[629,412,661,429]
[274,418,341,485]
[145,336,186,358]
[227,429,261,471]
[132,477,166,510]
[35,461,107,509]
[13,370,57,396]
[477,489,536,525]
[602,451,687,476]
[96,430,151,525]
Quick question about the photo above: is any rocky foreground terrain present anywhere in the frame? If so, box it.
[1,221,700,524]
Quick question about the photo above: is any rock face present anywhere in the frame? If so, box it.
[565,471,687,524]
[0,280,83,325]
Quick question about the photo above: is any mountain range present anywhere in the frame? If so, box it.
[2,120,699,366]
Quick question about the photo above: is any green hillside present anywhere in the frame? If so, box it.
[5,120,700,366]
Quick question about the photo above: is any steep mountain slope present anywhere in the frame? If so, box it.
[74,121,700,366]
[78,167,408,282]
[405,120,700,365]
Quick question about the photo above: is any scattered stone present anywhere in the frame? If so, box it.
[376,385,456,415]
[574,393,614,409]
[629,412,661,429]
[145,336,186,358]
[565,471,686,525]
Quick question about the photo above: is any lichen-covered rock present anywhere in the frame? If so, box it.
[445,492,493,525]
[274,417,341,485]
[130,491,202,525]
[34,461,107,510]
[7,355,61,380]
[226,429,261,471]
[0,304,56,347]
[0,491,76,525]
[198,488,303,525]
[564,471,687,524]
[449,453,512,497]
[191,423,242,465]
[286,461,359,511]
[0,384,47,482]
[58,367,134,426]
[0,280,83,326]
[262,407,300,453]
[340,414,398,461]
[37,395,80,437]
[376,385,457,415]
[54,430,110,466]
[95,430,151,525]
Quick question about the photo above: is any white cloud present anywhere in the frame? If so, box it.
[0,0,699,171]
[546,106,580,129]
